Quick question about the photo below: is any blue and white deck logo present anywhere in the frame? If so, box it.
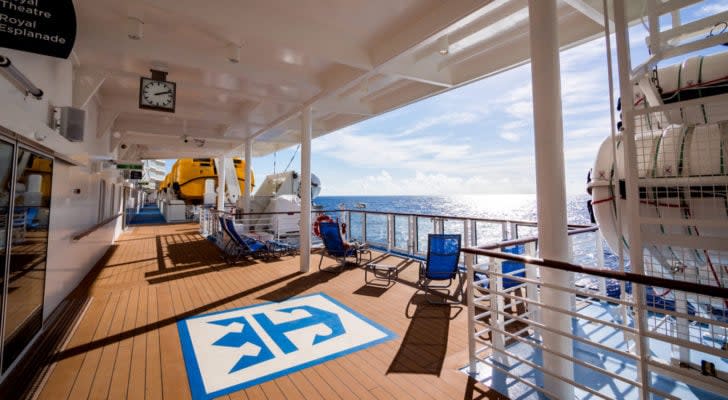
[177,293,395,399]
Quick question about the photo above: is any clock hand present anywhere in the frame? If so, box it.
[154,91,172,95]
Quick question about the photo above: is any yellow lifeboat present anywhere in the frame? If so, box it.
[162,158,254,204]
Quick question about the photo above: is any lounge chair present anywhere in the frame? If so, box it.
[418,234,463,304]
[219,217,268,262]
[317,220,371,272]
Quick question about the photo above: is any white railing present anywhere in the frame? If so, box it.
[200,206,593,261]
[463,233,728,400]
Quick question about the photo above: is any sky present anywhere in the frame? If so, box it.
[164,1,727,196]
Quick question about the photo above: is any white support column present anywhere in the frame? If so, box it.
[528,1,574,398]
[217,156,226,211]
[244,137,253,213]
[299,107,313,272]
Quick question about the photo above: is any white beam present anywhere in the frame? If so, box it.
[562,0,614,29]
[528,1,574,399]
[73,69,106,109]
[78,66,300,106]
[369,0,491,66]
[96,109,120,139]
[299,106,312,273]
[376,67,453,88]
[118,128,241,146]
[101,94,239,125]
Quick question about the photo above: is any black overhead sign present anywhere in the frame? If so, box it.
[0,0,76,59]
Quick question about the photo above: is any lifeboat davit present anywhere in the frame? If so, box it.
[588,52,728,307]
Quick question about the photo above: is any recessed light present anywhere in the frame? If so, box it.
[437,35,450,56]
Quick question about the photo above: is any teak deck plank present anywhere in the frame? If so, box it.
[27,223,505,400]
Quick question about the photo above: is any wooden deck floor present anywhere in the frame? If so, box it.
[31,224,507,400]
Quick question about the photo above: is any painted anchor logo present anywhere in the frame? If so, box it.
[253,305,346,354]
[208,305,346,373]
[208,316,274,373]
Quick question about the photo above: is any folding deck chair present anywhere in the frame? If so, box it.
[317,220,371,272]
[418,234,464,304]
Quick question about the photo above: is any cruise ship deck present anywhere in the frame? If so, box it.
[1,0,727,398]
[8,223,504,400]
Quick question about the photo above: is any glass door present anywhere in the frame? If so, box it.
[0,138,15,372]
[1,146,52,371]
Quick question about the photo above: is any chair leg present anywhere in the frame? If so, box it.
[318,252,325,271]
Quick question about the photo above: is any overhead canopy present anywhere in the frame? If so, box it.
[73,0,645,160]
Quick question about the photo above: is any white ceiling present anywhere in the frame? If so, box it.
[72,0,645,160]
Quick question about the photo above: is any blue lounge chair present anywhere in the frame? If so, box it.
[265,238,298,256]
[317,220,371,272]
[219,217,268,262]
[418,234,463,304]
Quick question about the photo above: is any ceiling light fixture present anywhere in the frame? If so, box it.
[437,35,450,55]
[127,17,144,40]
[227,43,241,64]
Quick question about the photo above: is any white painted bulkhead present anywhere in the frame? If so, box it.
[0,48,123,322]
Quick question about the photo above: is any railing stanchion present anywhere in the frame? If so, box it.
[596,231,607,299]
[466,252,477,375]
[509,221,519,240]
[525,241,541,340]
[490,257,508,365]
[387,214,394,252]
[409,215,416,257]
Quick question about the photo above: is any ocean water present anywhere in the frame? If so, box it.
[314,194,614,269]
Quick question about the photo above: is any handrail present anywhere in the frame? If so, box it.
[462,246,728,298]
[213,207,592,228]
[477,226,599,250]
[72,213,122,241]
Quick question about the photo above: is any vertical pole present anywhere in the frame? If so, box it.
[528,1,574,398]
[217,156,226,211]
[614,2,651,397]
[244,137,253,213]
[465,252,477,374]
[300,107,313,272]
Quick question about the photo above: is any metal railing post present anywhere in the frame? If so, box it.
[466,252,477,375]
[409,215,416,256]
[387,214,394,252]
[509,221,519,240]
[525,241,541,340]
[489,256,507,365]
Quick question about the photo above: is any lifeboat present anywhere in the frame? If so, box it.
[588,52,728,307]
[162,158,254,204]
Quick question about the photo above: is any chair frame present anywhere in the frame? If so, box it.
[418,234,464,304]
[317,220,371,273]
[219,217,269,262]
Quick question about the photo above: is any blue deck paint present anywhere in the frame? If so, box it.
[127,205,166,225]
[177,292,396,400]
[463,300,728,400]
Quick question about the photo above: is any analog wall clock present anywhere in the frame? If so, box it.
[139,72,176,112]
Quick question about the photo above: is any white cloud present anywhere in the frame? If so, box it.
[499,131,522,142]
[697,3,728,16]
[394,111,480,137]
[346,170,535,196]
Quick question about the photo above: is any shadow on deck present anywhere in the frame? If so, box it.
[0,223,507,400]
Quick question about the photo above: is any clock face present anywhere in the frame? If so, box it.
[139,78,176,112]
